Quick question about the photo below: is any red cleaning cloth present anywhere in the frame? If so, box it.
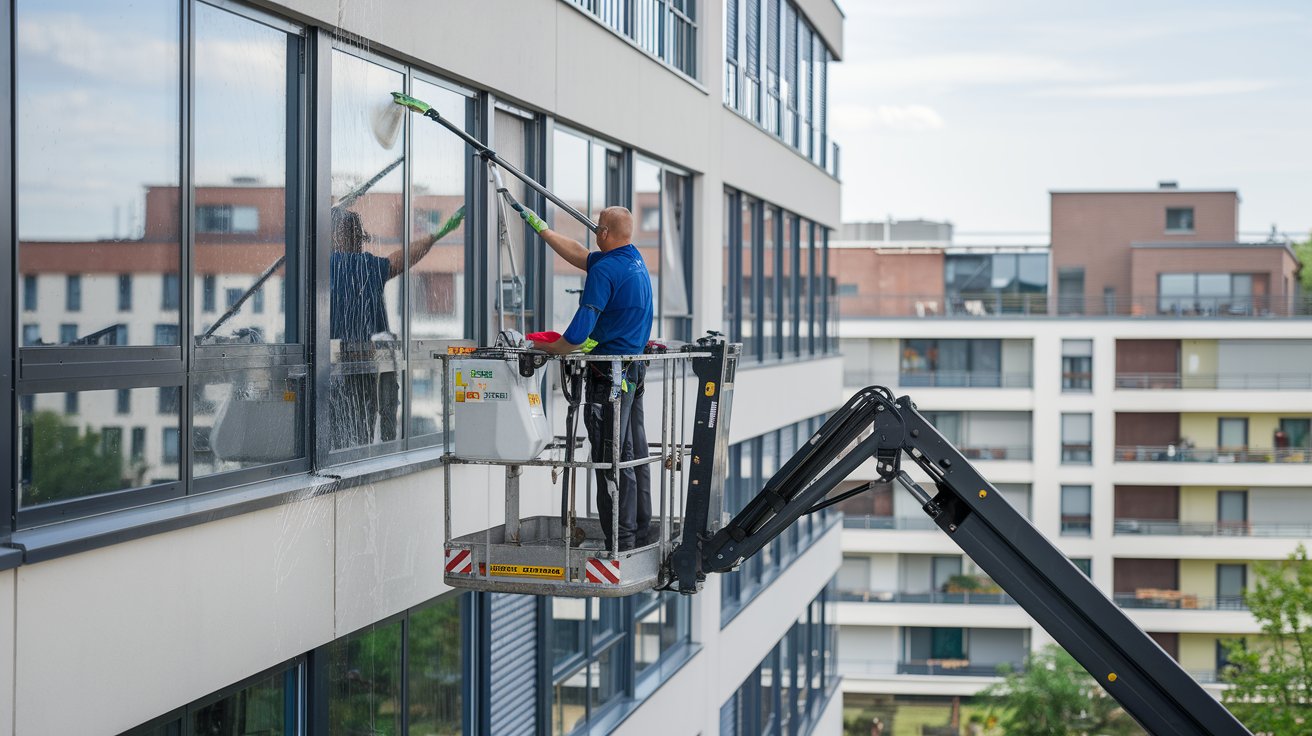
[526,331,562,343]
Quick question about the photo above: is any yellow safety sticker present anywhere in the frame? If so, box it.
[488,564,565,579]
[447,346,476,355]
[704,381,716,397]
[282,391,296,402]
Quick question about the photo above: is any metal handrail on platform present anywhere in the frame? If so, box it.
[439,347,705,596]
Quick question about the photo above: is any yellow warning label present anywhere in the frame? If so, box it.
[488,564,564,579]
[455,371,466,387]
[704,381,716,397]
[448,346,476,355]
[283,391,296,402]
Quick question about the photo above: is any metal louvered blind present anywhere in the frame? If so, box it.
[766,0,779,78]
[819,47,828,135]
[488,593,538,736]
[784,4,797,101]
[726,0,738,60]
[719,693,738,736]
[745,0,760,78]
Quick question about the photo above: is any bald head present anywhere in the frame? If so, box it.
[596,206,634,250]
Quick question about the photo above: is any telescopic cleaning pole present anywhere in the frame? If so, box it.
[392,92,600,234]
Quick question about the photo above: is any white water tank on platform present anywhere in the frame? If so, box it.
[451,358,551,462]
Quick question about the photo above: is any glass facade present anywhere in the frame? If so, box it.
[5,3,700,528]
[723,187,833,363]
[724,0,835,174]
[720,580,839,735]
[566,0,699,79]
[722,415,836,623]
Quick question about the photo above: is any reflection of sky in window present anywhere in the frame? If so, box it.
[194,2,287,189]
[17,0,180,241]
[331,50,404,201]
[410,79,467,201]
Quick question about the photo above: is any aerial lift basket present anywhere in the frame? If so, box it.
[441,340,738,597]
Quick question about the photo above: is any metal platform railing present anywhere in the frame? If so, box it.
[439,347,721,597]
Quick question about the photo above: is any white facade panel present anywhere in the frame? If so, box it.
[14,498,336,736]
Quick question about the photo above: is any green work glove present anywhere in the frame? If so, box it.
[581,338,598,353]
[433,206,465,239]
[519,205,547,234]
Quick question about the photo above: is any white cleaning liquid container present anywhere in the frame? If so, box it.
[451,357,551,462]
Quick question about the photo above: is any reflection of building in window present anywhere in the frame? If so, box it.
[154,324,179,346]
[640,206,660,232]
[21,324,39,346]
[23,275,37,311]
[118,274,133,311]
[196,204,260,233]
[66,274,82,311]
[162,427,180,463]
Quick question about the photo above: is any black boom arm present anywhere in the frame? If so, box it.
[670,386,1252,736]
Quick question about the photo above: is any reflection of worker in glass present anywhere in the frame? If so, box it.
[524,206,654,551]
[329,206,464,449]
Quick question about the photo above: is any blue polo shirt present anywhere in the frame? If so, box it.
[329,251,391,342]
[562,244,653,355]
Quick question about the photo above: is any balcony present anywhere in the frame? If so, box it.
[1114,446,1312,464]
[842,369,1033,389]
[843,515,937,531]
[1114,519,1312,538]
[837,292,1312,319]
[839,659,1014,678]
[1116,372,1312,390]
[838,589,1017,606]
[1114,592,1248,611]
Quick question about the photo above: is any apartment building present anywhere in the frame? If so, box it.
[835,187,1310,725]
[0,2,847,734]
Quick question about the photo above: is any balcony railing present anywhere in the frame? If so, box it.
[842,515,939,531]
[838,589,1018,605]
[1114,593,1248,611]
[839,659,1019,678]
[1116,372,1312,390]
[1114,519,1312,538]
[837,293,1312,320]
[568,0,698,79]
[842,370,1034,389]
[1114,445,1312,463]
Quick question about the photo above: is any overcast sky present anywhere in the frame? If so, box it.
[830,0,1312,239]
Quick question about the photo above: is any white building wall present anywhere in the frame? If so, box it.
[838,316,1312,701]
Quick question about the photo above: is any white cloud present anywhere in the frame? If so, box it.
[18,13,176,86]
[834,53,1107,92]
[1042,78,1281,99]
[834,104,946,132]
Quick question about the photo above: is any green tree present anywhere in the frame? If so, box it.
[1295,233,1312,291]
[981,645,1139,736]
[1222,545,1312,734]
[26,410,125,505]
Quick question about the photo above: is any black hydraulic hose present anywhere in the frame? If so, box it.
[560,361,584,528]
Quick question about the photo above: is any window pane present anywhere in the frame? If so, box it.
[409,81,469,341]
[552,666,587,736]
[550,129,590,331]
[408,597,463,736]
[192,367,306,478]
[1219,418,1247,448]
[193,666,295,736]
[551,598,586,670]
[633,157,662,326]
[741,197,757,359]
[660,171,691,337]
[329,620,402,736]
[762,206,778,358]
[589,643,623,714]
[634,597,663,678]
[193,3,294,345]
[19,387,180,508]
[16,0,181,347]
[493,109,532,336]
[329,51,406,452]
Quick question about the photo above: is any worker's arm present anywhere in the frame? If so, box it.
[536,338,581,356]
[521,206,590,271]
[389,206,465,279]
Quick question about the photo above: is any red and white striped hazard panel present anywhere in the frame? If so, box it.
[444,547,473,575]
[585,557,621,586]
